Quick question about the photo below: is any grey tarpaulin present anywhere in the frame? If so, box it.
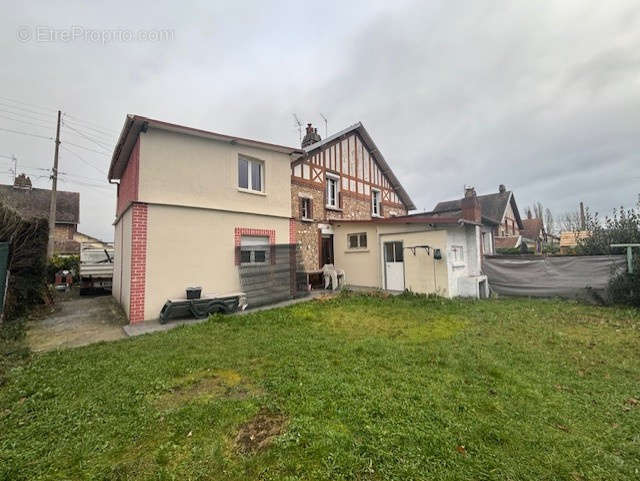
[483,255,626,300]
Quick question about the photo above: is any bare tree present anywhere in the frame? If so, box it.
[533,202,544,220]
[525,206,533,219]
[560,211,582,232]
[544,208,555,234]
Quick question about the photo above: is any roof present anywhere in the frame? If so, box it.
[108,115,304,180]
[301,122,416,210]
[521,218,544,240]
[432,190,523,228]
[495,236,521,249]
[329,213,474,226]
[0,184,79,224]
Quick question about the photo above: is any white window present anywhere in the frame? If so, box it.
[451,245,464,264]
[348,233,367,249]
[482,232,493,254]
[301,198,312,221]
[240,235,269,264]
[326,175,339,208]
[371,189,381,217]
[238,156,263,192]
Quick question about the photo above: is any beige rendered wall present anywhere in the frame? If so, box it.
[138,128,292,219]
[378,228,449,296]
[333,223,381,288]
[143,204,290,321]
[112,207,133,318]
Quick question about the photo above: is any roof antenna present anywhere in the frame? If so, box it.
[292,114,302,144]
[320,113,328,138]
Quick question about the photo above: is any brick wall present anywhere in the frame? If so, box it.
[117,138,140,217]
[291,182,407,271]
[129,203,147,323]
[53,223,76,241]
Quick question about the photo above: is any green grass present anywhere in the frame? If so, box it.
[1,292,639,480]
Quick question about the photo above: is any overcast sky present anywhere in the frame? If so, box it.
[1,1,639,240]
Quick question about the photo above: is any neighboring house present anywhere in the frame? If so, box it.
[331,187,490,298]
[432,184,524,254]
[0,174,80,255]
[291,123,415,271]
[73,231,112,250]
[108,115,301,323]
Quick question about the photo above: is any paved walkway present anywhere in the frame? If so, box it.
[123,291,335,338]
[26,294,127,352]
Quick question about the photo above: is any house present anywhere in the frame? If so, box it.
[432,184,523,254]
[109,115,494,323]
[331,187,490,298]
[108,115,301,323]
[0,174,81,255]
[291,123,415,272]
[520,217,559,253]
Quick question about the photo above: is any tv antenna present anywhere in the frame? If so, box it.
[292,114,303,143]
[320,113,328,138]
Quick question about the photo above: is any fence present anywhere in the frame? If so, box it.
[483,255,626,300]
[236,243,309,308]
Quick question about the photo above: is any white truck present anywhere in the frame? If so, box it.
[79,243,115,295]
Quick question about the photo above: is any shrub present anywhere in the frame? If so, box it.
[0,202,49,321]
[47,254,80,283]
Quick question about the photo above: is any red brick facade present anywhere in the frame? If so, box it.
[117,138,140,217]
[129,203,148,323]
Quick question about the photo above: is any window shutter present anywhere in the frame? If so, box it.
[338,180,343,209]
[309,198,313,219]
[299,198,304,219]
[379,200,383,217]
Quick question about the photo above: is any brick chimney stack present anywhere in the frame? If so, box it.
[301,123,321,148]
[461,187,481,223]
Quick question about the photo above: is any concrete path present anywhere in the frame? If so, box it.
[123,291,335,338]
[26,294,127,352]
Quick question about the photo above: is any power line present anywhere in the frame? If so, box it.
[62,115,118,140]
[0,95,57,113]
[62,112,119,135]
[60,144,107,175]
[0,102,54,121]
[62,121,113,151]
[62,140,111,156]
[0,113,53,131]
[0,126,53,141]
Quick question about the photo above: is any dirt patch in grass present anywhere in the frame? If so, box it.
[155,369,257,409]
[234,408,287,454]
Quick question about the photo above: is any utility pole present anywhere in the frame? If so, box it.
[47,110,61,259]
[579,201,585,231]
[11,155,16,182]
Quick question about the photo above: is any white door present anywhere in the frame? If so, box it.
[384,241,405,291]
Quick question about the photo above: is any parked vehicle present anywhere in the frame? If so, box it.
[79,243,114,295]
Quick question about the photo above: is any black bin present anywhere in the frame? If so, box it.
[186,286,202,300]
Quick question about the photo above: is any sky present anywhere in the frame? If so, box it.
[1,0,638,240]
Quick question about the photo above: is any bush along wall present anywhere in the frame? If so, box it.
[577,203,640,306]
[0,202,49,321]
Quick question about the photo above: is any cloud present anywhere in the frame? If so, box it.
[0,0,638,240]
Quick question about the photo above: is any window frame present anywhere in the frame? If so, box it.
[451,245,465,265]
[301,197,312,221]
[371,188,382,217]
[347,232,368,250]
[326,174,340,208]
[238,155,265,193]
[239,235,269,265]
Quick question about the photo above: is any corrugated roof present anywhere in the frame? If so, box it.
[433,190,523,228]
[0,184,79,224]
[301,122,416,210]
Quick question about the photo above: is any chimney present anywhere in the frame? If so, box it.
[461,187,481,223]
[13,173,32,190]
[498,184,506,193]
[301,123,322,148]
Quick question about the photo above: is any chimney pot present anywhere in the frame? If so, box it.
[301,122,322,148]
[499,184,506,193]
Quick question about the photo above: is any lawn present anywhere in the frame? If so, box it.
[1,292,639,480]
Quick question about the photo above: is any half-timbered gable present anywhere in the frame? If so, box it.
[290,122,415,271]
